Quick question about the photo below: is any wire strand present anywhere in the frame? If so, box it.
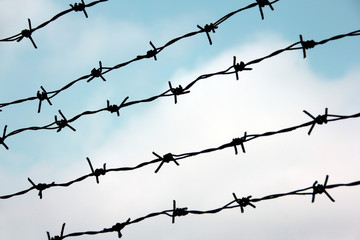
[0,0,108,48]
[1,109,359,199]
[42,176,360,240]
[0,30,359,150]
[0,0,282,111]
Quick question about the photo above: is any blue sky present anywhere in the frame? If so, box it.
[1,0,360,239]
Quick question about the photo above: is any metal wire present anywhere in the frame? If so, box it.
[0,29,359,150]
[0,0,281,111]
[0,0,108,49]
[0,2,358,239]
[41,175,360,239]
[1,108,359,200]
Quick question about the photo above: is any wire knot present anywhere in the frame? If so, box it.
[197,23,217,45]
[88,61,107,82]
[173,207,188,217]
[87,157,106,184]
[233,56,252,80]
[299,34,317,58]
[107,102,120,115]
[232,193,256,213]
[106,97,129,117]
[168,81,190,104]
[110,218,131,238]
[37,86,52,113]
[21,29,32,38]
[302,40,316,49]
[28,178,54,199]
[18,19,37,49]
[0,125,9,150]
[153,152,180,173]
[172,200,188,224]
[146,41,158,60]
[231,132,247,155]
[55,110,76,132]
[303,108,328,135]
[256,0,274,20]
[47,223,66,240]
[312,175,335,203]
[204,23,217,33]
[70,0,88,18]
[94,167,106,177]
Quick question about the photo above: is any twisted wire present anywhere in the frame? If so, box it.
[0,0,281,111]
[1,108,359,200]
[0,29,359,150]
[0,0,108,49]
[42,176,360,239]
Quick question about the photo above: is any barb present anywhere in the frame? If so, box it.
[231,132,247,155]
[303,108,328,135]
[44,177,360,239]
[0,28,359,149]
[27,177,55,199]
[1,109,359,200]
[17,18,37,49]
[145,41,158,61]
[232,193,256,213]
[106,97,129,116]
[197,23,218,45]
[37,86,53,113]
[233,56,252,80]
[168,81,190,104]
[107,218,131,238]
[0,0,283,111]
[47,223,66,240]
[86,157,106,184]
[70,0,88,18]
[312,175,335,203]
[256,0,275,20]
[55,110,76,132]
[172,200,188,224]
[0,0,108,47]
[152,152,180,173]
[299,34,316,58]
[87,61,108,82]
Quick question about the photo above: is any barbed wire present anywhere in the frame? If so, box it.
[2,2,358,239]
[0,0,108,49]
[41,175,360,239]
[0,0,280,112]
[0,29,359,150]
[1,108,359,200]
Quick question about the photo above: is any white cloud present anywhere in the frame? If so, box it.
[1,32,360,240]
[0,0,61,35]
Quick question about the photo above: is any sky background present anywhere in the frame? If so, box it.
[1,0,360,239]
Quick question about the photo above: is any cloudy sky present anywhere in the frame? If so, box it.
[1,0,360,239]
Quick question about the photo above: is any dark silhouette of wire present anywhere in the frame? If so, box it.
[1,2,358,239]
[0,29,359,150]
[0,0,281,112]
[1,108,359,200]
[0,0,108,49]
[42,176,360,239]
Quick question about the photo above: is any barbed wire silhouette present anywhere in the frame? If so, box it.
[0,0,281,112]
[1,108,359,200]
[0,29,359,150]
[41,175,360,239]
[0,0,108,49]
[1,2,359,240]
